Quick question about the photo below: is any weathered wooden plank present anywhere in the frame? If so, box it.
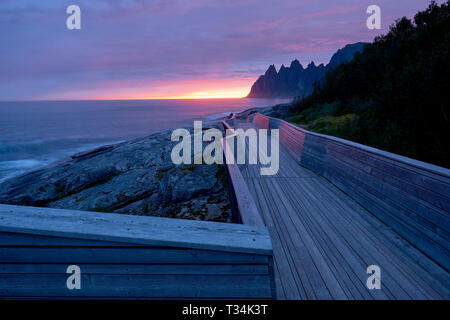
[0,274,273,299]
[271,256,286,300]
[0,232,141,247]
[258,179,315,299]
[0,204,271,255]
[253,176,309,298]
[249,178,306,299]
[0,264,269,275]
[0,247,269,264]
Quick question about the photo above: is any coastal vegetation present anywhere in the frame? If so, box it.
[285,1,450,168]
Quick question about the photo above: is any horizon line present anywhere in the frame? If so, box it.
[0,96,257,103]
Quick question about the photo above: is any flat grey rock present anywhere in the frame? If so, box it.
[0,124,231,222]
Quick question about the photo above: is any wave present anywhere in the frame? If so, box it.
[0,158,55,183]
[0,140,121,184]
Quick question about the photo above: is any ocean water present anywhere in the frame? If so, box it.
[0,98,287,182]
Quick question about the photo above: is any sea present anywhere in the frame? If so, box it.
[0,98,287,183]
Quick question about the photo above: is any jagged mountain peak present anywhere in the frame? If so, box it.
[247,42,368,99]
[307,61,316,68]
[290,59,301,67]
[265,64,277,76]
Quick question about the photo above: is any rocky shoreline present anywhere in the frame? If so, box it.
[0,103,293,222]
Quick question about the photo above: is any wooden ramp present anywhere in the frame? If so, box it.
[224,117,449,300]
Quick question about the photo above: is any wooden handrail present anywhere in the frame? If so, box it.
[253,113,450,178]
[222,120,265,227]
[0,204,271,254]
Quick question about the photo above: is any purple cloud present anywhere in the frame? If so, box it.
[0,0,445,100]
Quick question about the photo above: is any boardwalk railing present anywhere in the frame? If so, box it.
[0,204,275,299]
[249,113,450,271]
[222,119,266,227]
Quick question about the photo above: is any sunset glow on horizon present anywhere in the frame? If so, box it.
[0,0,442,101]
[84,93,250,101]
[64,78,254,102]
[121,86,251,100]
[129,89,251,100]
[157,90,250,100]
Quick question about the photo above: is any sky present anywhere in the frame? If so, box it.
[0,0,445,100]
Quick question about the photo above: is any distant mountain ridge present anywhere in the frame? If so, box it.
[247,42,367,98]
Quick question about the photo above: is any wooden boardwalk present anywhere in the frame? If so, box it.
[0,113,447,300]
[229,120,449,300]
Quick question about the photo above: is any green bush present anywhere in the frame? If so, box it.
[289,1,450,168]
